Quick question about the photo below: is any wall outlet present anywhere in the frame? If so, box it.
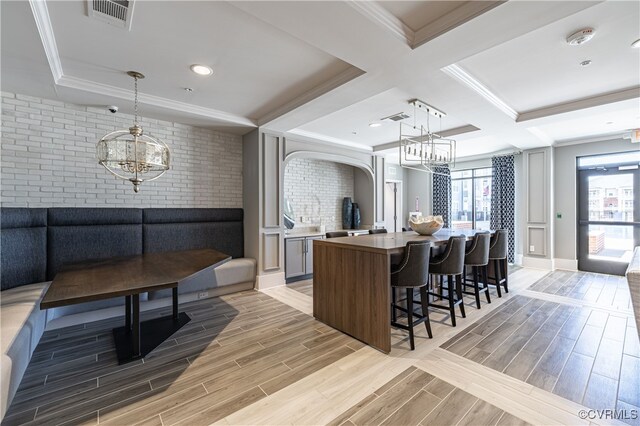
[529,245,535,252]
[197,291,209,299]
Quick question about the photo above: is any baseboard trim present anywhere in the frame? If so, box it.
[522,256,554,270]
[255,272,286,290]
[554,258,578,271]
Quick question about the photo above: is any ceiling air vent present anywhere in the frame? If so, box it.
[87,0,134,30]
[381,112,410,122]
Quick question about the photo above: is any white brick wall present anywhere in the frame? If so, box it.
[284,158,354,231]
[0,92,243,208]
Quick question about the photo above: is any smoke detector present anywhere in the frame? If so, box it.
[87,0,135,30]
[566,28,595,46]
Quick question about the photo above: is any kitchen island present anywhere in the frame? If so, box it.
[313,229,493,353]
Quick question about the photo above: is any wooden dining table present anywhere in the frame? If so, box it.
[312,229,493,353]
[41,248,230,364]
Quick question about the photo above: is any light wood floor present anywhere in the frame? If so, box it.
[4,267,639,425]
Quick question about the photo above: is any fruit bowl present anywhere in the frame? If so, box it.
[409,215,444,236]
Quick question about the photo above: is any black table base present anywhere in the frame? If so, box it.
[113,312,190,364]
[113,286,189,364]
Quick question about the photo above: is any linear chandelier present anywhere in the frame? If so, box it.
[97,71,170,193]
[399,99,456,175]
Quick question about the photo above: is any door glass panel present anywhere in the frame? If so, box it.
[587,224,635,263]
[452,179,472,230]
[588,174,634,222]
[474,176,492,230]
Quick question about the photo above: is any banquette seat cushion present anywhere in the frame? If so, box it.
[0,282,50,419]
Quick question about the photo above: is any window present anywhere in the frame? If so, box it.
[451,167,493,230]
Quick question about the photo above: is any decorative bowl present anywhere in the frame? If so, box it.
[409,215,444,236]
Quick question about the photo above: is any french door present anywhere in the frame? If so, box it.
[578,161,639,275]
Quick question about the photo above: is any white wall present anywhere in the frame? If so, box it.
[553,138,638,266]
[284,158,355,231]
[1,92,243,208]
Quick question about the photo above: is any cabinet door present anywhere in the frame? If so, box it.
[305,237,323,275]
[285,238,306,279]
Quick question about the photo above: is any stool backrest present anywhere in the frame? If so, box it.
[431,236,467,275]
[489,229,508,260]
[326,231,349,238]
[391,241,431,288]
[465,231,491,266]
[369,229,388,234]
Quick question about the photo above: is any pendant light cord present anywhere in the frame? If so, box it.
[134,75,139,126]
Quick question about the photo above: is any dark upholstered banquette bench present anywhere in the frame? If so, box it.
[0,208,255,419]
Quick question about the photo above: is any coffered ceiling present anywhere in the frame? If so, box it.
[1,0,638,158]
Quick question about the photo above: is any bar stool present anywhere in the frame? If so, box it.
[489,229,509,297]
[390,241,433,350]
[326,231,348,238]
[426,236,466,327]
[369,229,387,234]
[462,232,491,309]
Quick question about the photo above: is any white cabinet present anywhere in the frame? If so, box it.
[285,235,323,280]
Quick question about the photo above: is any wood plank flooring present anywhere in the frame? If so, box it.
[2,291,363,426]
[441,294,640,425]
[4,267,638,426]
[528,271,632,310]
[328,366,530,426]
[287,281,313,298]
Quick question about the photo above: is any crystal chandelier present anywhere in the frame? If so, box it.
[399,99,456,175]
[97,71,170,193]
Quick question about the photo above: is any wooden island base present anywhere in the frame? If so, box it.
[312,229,495,353]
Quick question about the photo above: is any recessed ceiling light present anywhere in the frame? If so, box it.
[369,123,382,128]
[566,28,595,46]
[184,87,193,92]
[352,131,357,135]
[606,121,614,125]
[580,60,592,67]
[190,64,213,76]
[632,39,640,48]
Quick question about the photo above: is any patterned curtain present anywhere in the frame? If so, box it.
[432,165,451,228]
[490,155,515,263]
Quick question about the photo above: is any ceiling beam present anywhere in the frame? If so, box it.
[372,124,481,152]
[516,87,640,123]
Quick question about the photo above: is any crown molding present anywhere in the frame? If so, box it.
[413,1,506,49]
[57,75,256,127]
[257,66,365,127]
[517,87,640,123]
[553,132,627,147]
[29,0,255,128]
[345,0,414,47]
[286,129,373,152]
[442,64,518,120]
[29,0,63,81]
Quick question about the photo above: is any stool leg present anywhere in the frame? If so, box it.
[439,275,444,299]
[391,288,397,322]
[503,259,509,293]
[483,265,491,304]
[407,289,415,350]
[473,266,481,309]
[455,274,466,318]
[494,259,502,298]
[447,275,456,327]
[419,286,432,339]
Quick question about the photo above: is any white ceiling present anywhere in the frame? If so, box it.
[1,0,639,156]
[459,1,640,112]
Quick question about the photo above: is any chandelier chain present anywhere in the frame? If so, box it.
[134,75,139,126]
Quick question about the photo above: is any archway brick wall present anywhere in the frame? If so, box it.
[284,158,355,231]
